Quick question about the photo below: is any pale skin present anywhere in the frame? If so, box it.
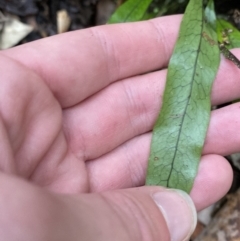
[0,15,239,240]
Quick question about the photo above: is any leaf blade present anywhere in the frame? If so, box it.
[146,0,220,193]
[217,18,240,49]
[108,0,152,24]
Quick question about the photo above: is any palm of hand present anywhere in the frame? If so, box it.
[1,39,149,194]
[0,55,83,193]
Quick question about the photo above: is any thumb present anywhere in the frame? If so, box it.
[63,186,197,241]
[0,174,196,241]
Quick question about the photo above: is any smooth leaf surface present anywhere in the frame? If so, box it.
[146,0,220,193]
[204,0,216,30]
[108,0,152,24]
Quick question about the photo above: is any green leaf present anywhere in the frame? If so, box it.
[108,0,152,24]
[145,0,220,193]
[217,18,240,49]
[204,0,216,29]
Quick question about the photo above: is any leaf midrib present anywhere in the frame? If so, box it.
[166,11,204,186]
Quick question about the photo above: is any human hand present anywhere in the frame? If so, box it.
[0,15,238,240]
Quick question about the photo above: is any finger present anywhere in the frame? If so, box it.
[203,102,240,155]
[190,154,233,210]
[86,133,233,211]
[63,63,240,160]
[2,15,182,107]
[0,172,71,241]
[64,187,196,241]
[212,48,240,105]
[0,172,196,241]
[63,70,166,160]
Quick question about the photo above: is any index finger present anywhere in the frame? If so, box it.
[2,15,182,107]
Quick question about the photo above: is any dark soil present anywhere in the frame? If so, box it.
[0,0,116,44]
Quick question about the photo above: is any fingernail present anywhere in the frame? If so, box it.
[152,189,197,241]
